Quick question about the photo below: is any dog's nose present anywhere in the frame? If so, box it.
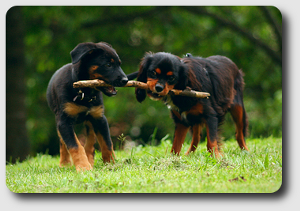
[155,83,164,93]
[120,77,128,86]
[113,76,128,87]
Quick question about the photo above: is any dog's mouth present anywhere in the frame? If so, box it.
[95,78,118,96]
[97,77,128,96]
[147,90,163,101]
[100,86,117,96]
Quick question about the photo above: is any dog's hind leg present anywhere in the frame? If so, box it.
[57,116,92,172]
[58,131,72,167]
[229,104,249,151]
[84,121,96,166]
[96,132,115,163]
[185,124,202,155]
[90,115,115,163]
[171,122,189,155]
[230,69,249,151]
[206,116,221,158]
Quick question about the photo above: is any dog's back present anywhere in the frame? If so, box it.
[182,55,241,116]
[46,64,73,115]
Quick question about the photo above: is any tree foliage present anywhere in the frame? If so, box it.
[9,6,281,156]
[6,7,30,162]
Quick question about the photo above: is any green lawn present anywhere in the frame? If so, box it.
[6,136,282,193]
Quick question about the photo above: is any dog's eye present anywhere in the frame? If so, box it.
[169,75,175,82]
[106,63,111,67]
[150,70,157,77]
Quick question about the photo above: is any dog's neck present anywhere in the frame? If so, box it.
[163,95,180,112]
[162,91,198,115]
[71,65,100,105]
[72,62,91,81]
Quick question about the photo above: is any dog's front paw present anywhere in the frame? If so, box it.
[69,146,93,172]
[59,159,72,167]
[75,161,93,172]
[102,150,115,164]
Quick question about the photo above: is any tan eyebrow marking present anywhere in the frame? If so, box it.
[155,68,161,74]
[89,65,99,73]
[166,71,173,76]
[111,58,115,63]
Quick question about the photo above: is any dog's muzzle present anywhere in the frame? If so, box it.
[155,83,164,93]
[112,76,128,87]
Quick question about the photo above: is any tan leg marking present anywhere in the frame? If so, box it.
[84,121,96,166]
[96,132,115,163]
[185,124,202,155]
[58,130,92,172]
[68,135,93,172]
[171,123,190,155]
[230,105,249,151]
[206,127,220,158]
[58,131,72,167]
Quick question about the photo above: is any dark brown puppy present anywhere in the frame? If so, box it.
[135,52,248,157]
[46,42,128,171]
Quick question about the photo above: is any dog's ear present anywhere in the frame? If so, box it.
[70,43,101,64]
[137,53,153,82]
[135,53,153,103]
[175,62,189,90]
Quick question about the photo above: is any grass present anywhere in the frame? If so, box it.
[6,136,282,193]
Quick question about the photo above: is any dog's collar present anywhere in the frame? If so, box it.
[73,89,98,103]
[72,66,99,103]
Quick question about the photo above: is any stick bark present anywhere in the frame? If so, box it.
[73,79,210,98]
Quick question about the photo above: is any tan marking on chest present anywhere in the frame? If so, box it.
[64,103,104,118]
[63,102,89,117]
[89,105,104,118]
[186,103,204,116]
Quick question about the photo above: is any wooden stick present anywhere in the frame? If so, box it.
[73,79,210,98]
[169,89,210,98]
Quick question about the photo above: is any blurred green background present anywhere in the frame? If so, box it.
[6,6,282,162]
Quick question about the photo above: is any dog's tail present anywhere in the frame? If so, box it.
[233,69,248,138]
[127,71,139,80]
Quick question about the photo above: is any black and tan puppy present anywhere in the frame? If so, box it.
[135,52,248,157]
[47,42,128,171]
